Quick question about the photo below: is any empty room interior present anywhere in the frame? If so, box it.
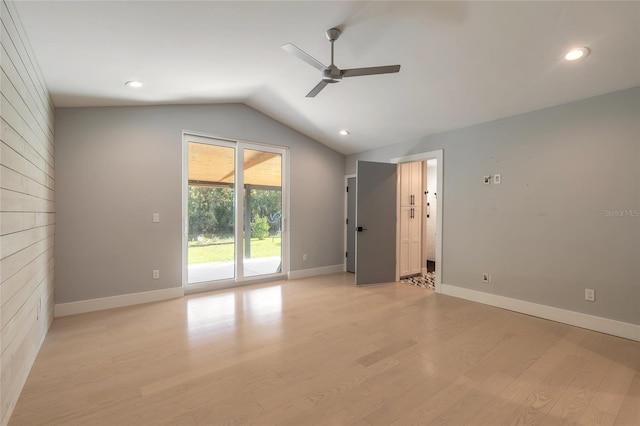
[1,1,639,425]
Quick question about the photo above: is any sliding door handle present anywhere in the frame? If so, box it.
[357,226,368,232]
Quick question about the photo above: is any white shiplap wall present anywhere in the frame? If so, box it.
[0,1,55,424]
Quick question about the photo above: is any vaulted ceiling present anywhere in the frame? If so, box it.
[12,1,640,155]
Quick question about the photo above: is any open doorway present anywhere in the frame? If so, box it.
[343,151,442,291]
[392,150,443,292]
[399,158,438,289]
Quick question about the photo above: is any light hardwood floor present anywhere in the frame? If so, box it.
[9,273,640,425]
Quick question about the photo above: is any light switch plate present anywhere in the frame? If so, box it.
[153,213,160,223]
[493,174,501,184]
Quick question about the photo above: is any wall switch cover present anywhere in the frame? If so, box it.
[493,174,501,184]
[153,213,160,223]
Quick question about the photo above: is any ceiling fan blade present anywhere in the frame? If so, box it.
[342,65,401,77]
[281,43,327,71]
[306,81,328,97]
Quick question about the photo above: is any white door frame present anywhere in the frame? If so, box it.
[182,131,290,294]
[343,173,356,271]
[391,150,443,293]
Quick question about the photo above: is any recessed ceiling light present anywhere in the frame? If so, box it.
[564,47,590,61]
[125,80,143,88]
[339,129,350,136]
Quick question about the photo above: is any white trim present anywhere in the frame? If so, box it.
[440,284,640,342]
[344,173,356,272]
[54,287,184,317]
[235,142,246,279]
[391,150,443,293]
[181,134,189,295]
[288,264,344,280]
[391,152,440,164]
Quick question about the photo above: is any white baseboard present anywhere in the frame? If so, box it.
[440,284,640,342]
[55,287,184,317]
[288,264,344,280]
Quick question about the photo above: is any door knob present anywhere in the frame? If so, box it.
[357,226,368,232]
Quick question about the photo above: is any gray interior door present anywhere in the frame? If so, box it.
[346,177,356,273]
[355,161,397,285]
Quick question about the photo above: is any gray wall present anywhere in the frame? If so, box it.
[1,1,55,423]
[347,87,640,325]
[55,104,344,304]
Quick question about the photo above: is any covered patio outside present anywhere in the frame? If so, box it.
[187,142,283,284]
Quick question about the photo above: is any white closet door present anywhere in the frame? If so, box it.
[399,206,412,276]
[410,162,422,207]
[399,162,412,206]
[399,161,422,277]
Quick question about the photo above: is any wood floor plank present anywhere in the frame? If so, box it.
[543,361,610,425]
[430,373,514,426]
[579,362,637,426]
[499,353,590,425]
[614,372,640,426]
[389,375,477,425]
[7,273,640,425]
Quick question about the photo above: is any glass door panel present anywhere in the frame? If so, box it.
[187,142,235,284]
[242,149,283,277]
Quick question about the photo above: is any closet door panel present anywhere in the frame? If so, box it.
[400,162,412,207]
[410,161,422,206]
[409,208,422,274]
[399,206,411,277]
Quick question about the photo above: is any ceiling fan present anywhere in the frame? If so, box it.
[282,28,401,97]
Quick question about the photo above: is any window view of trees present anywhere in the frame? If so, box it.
[188,186,234,239]
[188,185,282,240]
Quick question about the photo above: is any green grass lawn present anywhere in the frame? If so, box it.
[188,236,281,264]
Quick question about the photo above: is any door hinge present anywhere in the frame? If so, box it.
[345,251,348,258]
[346,218,348,225]
[346,186,349,192]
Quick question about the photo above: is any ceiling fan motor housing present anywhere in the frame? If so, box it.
[325,28,341,41]
[323,65,342,83]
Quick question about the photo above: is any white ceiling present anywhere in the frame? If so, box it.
[13,1,640,155]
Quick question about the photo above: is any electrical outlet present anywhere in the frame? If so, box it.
[484,176,491,185]
[493,174,501,184]
[482,273,490,283]
[585,288,595,302]
[302,254,308,262]
[153,269,160,279]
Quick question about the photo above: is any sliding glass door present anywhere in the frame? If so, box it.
[184,134,287,289]
[187,141,236,283]
[242,149,283,277]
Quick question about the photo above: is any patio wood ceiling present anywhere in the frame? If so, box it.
[188,142,281,188]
